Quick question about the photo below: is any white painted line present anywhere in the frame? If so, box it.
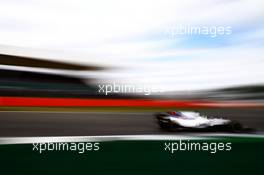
[0,134,263,145]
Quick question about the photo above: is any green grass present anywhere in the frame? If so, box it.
[0,137,263,175]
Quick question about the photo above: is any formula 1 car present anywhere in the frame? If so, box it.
[155,111,247,132]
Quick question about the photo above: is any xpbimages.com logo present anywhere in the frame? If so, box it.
[32,142,100,154]
[98,82,164,95]
[165,24,232,38]
[164,140,232,154]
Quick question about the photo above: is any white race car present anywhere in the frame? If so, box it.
[155,111,245,132]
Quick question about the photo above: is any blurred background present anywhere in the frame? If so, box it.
[0,0,263,136]
[1,2,264,175]
[0,0,263,100]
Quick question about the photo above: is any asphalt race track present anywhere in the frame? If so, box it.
[0,108,263,136]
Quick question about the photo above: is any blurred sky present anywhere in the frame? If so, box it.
[0,0,263,91]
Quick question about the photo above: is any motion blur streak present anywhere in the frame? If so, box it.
[0,97,263,108]
[0,110,263,136]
